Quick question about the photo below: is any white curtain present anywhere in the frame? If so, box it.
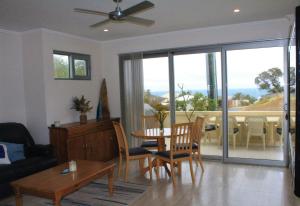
[121,53,144,147]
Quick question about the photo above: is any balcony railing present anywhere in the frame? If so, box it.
[162,111,288,147]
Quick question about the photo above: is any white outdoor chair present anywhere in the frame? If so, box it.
[246,117,267,150]
[274,117,283,146]
[228,117,239,149]
[203,116,220,144]
[217,116,239,149]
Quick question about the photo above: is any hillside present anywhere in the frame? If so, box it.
[238,94,296,111]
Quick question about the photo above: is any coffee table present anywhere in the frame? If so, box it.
[11,160,115,206]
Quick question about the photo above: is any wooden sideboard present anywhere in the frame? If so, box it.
[49,118,119,163]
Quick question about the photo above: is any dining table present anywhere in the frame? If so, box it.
[131,128,172,176]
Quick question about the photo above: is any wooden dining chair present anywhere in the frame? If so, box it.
[140,115,160,150]
[155,122,195,185]
[191,116,205,172]
[112,121,153,181]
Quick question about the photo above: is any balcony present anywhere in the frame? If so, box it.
[160,111,291,161]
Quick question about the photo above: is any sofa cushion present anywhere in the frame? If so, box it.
[0,165,15,183]
[276,128,282,135]
[141,141,159,148]
[0,123,34,148]
[156,151,190,159]
[192,143,198,149]
[233,128,239,134]
[205,124,217,131]
[128,147,152,156]
[0,144,11,164]
[0,156,57,183]
[0,142,25,162]
[26,144,54,158]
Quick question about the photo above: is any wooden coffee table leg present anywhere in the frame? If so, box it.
[108,168,114,196]
[53,198,62,206]
[15,187,22,206]
[53,200,61,206]
[53,194,62,206]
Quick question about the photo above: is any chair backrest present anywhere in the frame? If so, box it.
[170,122,193,156]
[246,117,266,135]
[228,117,238,135]
[276,116,283,128]
[191,116,205,143]
[141,115,159,129]
[112,121,129,156]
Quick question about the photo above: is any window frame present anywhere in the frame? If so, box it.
[53,50,91,80]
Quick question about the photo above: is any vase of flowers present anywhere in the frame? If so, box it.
[71,95,93,124]
[152,103,168,132]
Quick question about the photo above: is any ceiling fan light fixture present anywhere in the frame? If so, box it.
[233,8,240,13]
[74,0,155,28]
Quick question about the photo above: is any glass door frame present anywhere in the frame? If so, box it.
[170,48,223,161]
[119,39,289,167]
[221,39,289,167]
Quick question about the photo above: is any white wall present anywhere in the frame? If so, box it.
[101,18,291,118]
[22,29,48,144]
[0,17,292,144]
[21,29,103,144]
[41,29,102,125]
[0,30,26,124]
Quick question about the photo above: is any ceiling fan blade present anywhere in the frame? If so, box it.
[126,16,154,26]
[74,8,108,16]
[122,1,154,16]
[90,19,111,28]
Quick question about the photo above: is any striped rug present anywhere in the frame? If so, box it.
[1,179,148,206]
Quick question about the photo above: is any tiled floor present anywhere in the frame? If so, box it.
[201,144,284,160]
[125,160,300,206]
[1,160,299,206]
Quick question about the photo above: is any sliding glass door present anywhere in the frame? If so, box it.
[226,46,285,161]
[173,51,223,157]
[142,56,171,126]
[120,39,288,165]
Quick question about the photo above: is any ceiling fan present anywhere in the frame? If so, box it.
[74,0,155,28]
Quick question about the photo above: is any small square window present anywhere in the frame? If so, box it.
[53,51,91,80]
[74,59,87,76]
[53,54,70,79]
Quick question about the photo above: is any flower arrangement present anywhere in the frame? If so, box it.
[151,103,168,130]
[71,95,93,124]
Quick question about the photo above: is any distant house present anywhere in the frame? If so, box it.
[144,103,155,115]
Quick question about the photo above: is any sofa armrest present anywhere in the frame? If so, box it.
[26,144,54,157]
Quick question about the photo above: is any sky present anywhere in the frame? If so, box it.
[143,47,284,93]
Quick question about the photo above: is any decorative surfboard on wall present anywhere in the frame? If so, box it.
[96,78,110,120]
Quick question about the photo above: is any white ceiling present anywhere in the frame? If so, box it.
[0,0,299,41]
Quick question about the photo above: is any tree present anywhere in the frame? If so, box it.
[176,84,213,122]
[74,60,86,76]
[176,84,195,122]
[232,92,257,105]
[191,92,209,111]
[255,67,283,94]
